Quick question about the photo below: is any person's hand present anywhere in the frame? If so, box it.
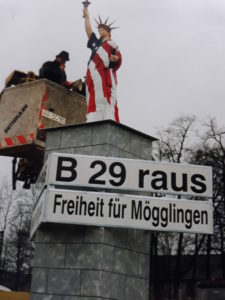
[83,7,89,18]
[110,55,119,63]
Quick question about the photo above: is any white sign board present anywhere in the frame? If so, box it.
[32,188,213,236]
[30,190,46,238]
[42,109,66,125]
[39,153,213,198]
[35,159,48,200]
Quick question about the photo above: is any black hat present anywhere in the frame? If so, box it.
[56,51,70,61]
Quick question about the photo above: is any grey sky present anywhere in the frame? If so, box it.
[1,0,225,180]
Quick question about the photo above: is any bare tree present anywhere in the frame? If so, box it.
[7,208,33,289]
[151,115,225,299]
[151,115,196,300]
[0,179,16,270]
[155,115,196,163]
[190,119,225,278]
[0,181,34,290]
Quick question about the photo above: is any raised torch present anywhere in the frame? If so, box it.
[82,0,91,17]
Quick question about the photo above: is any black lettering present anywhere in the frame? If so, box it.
[100,199,104,217]
[139,170,150,188]
[22,104,28,112]
[79,196,87,215]
[131,200,142,220]
[12,116,19,124]
[177,209,184,223]
[143,205,151,221]
[3,104,28,134]
[121,204,127,218]
[191,174,207,194]
[152,207,160,226]
[185,210,192,229]
[67,200,75,215]
[193,210,200,224]
[151,171,168,190]
[160,207,168,227]
[171,173,187,192]
[201,211,208,225]
[56,157,77,182]
[75,196,80,214]
[62,199,67,214]
[53,194,62,213]
[89,160,106,185]
[109,162,126,186]
[88,202,95,216]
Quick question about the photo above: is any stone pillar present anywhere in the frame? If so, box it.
[30,120,157,300]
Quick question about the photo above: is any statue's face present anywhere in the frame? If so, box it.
[99,27,110,39]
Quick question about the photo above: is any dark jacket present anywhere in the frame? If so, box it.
[39,60,67,85]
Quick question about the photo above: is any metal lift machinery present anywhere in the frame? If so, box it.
[0,71,87,189]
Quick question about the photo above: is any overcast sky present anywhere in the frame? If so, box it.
[1,0,225,181]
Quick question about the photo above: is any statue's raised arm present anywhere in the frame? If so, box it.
[82,1,122,123]
[83,1,92,38]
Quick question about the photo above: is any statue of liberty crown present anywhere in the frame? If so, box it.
[95,16,119,32]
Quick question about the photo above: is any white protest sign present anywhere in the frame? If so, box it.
[37,188,213,235]
[30,190,46,238]
[41,153,213,198]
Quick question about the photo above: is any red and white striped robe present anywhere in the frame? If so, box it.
[86,33,122,123]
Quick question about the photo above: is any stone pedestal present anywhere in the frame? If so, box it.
[30,120,157,300]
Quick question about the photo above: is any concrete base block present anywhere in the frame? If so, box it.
[31,121,156,300]
[31,226,150,300]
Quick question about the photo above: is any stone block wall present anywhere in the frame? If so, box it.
[44,121,155,161]
[31,225,150,300]
[30,121,157,300]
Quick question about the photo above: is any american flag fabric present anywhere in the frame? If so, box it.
[86,33,122,122]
